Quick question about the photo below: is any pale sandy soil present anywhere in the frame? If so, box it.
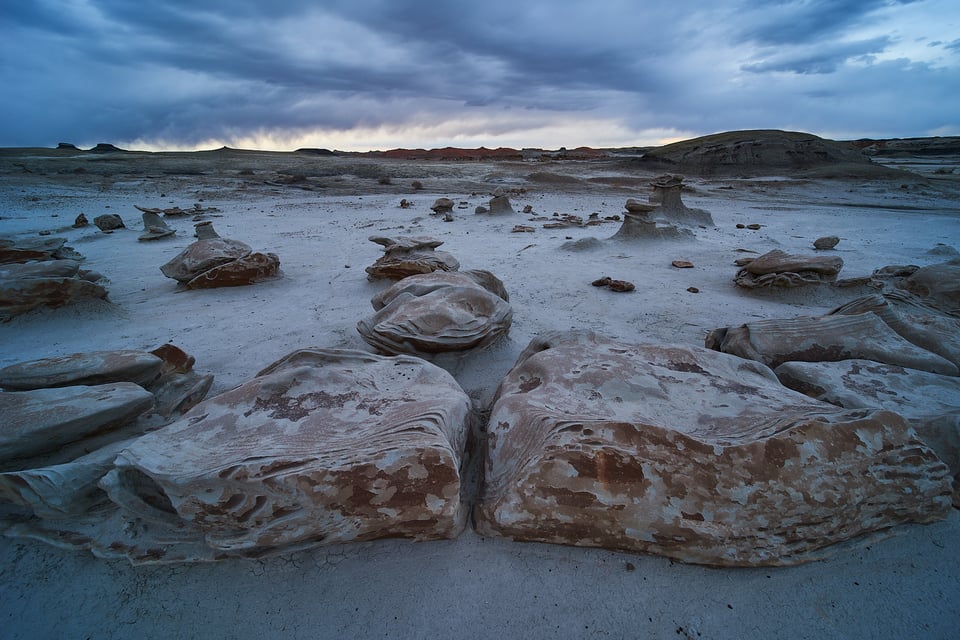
[1,150,958,639]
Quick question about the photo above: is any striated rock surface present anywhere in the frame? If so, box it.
[775,359,960,503]
[78,348,471,562]
[160,224,280,288]
[894,262,960,314]
[705,313,958,375]
[0,237,82,264]
[359,270,512,355]
[474,331,952,566]
[0,260,108,320]
[0,350,164,390]
[365,235,460,280]
[0,383,155,462]
[735,249,843,288]
[160,237,252,283]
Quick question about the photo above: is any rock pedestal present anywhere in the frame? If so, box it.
[365,235,460,280]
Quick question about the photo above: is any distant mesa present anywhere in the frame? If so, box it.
[851,136,960,157]
[56,142,79,150]
[637,130,878,176]
[87,143,126,153]
[295,147,336,156]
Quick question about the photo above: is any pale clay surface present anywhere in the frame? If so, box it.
[1,150,959,638]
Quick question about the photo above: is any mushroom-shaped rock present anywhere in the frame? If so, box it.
[365,235,460,280]
[358,270,512,356]
[734,249,843,288]
[80,348,472,562]
[137,212,175,241]
[611,200,692,241]
[430,198,455,214]
[0,383,155,462]
[647,174,714,227]
[474,331,952,566]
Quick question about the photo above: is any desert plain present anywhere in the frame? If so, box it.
[1,132,959,639]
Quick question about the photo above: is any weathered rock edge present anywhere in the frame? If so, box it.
[474,331,952,566]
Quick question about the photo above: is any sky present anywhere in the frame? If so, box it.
[1,0,958,151]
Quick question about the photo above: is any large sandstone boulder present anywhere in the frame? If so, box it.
[14,348,472,563]
[474,331,952,566]
[894,262,960,314]
[365,235,460,280]
[358,271,512,356]
[774,359,960,502]
[0,237,82,264]
[705,313,958,375]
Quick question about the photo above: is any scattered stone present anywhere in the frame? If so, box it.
[512,225,535,233]
[365,235,460,280]
[591,277,612,287]
[73,213,88,228]
[814,235,840,250]
[474,331,952,566]
[400,199,412,209]
[672,260,694,268]
[93,214,125,231]
[522,205,533,214]
[485,188,516,215]
[734,249,843,288]
[137,212,175,241]
[736,223,746,229]
[475,206,489,214]
[746,223,763,230]
[358,270,512,356]
[687,287,700,293]
[608,280,635,292]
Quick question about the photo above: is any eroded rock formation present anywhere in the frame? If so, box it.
[735,249,844,288]
[160,223,280,288]
[358,270,512,355]
[365,235,460,280]
[2,348,471,563]
[474,331,952,566]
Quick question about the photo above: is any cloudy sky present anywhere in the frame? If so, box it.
[2,0,958,151]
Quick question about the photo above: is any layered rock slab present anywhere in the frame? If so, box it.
[33,348,472,562]
[474,331,952,566]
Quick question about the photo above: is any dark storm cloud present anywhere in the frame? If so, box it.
[0,0,955,148]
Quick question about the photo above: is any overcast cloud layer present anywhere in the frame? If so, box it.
[2,0,958,150]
